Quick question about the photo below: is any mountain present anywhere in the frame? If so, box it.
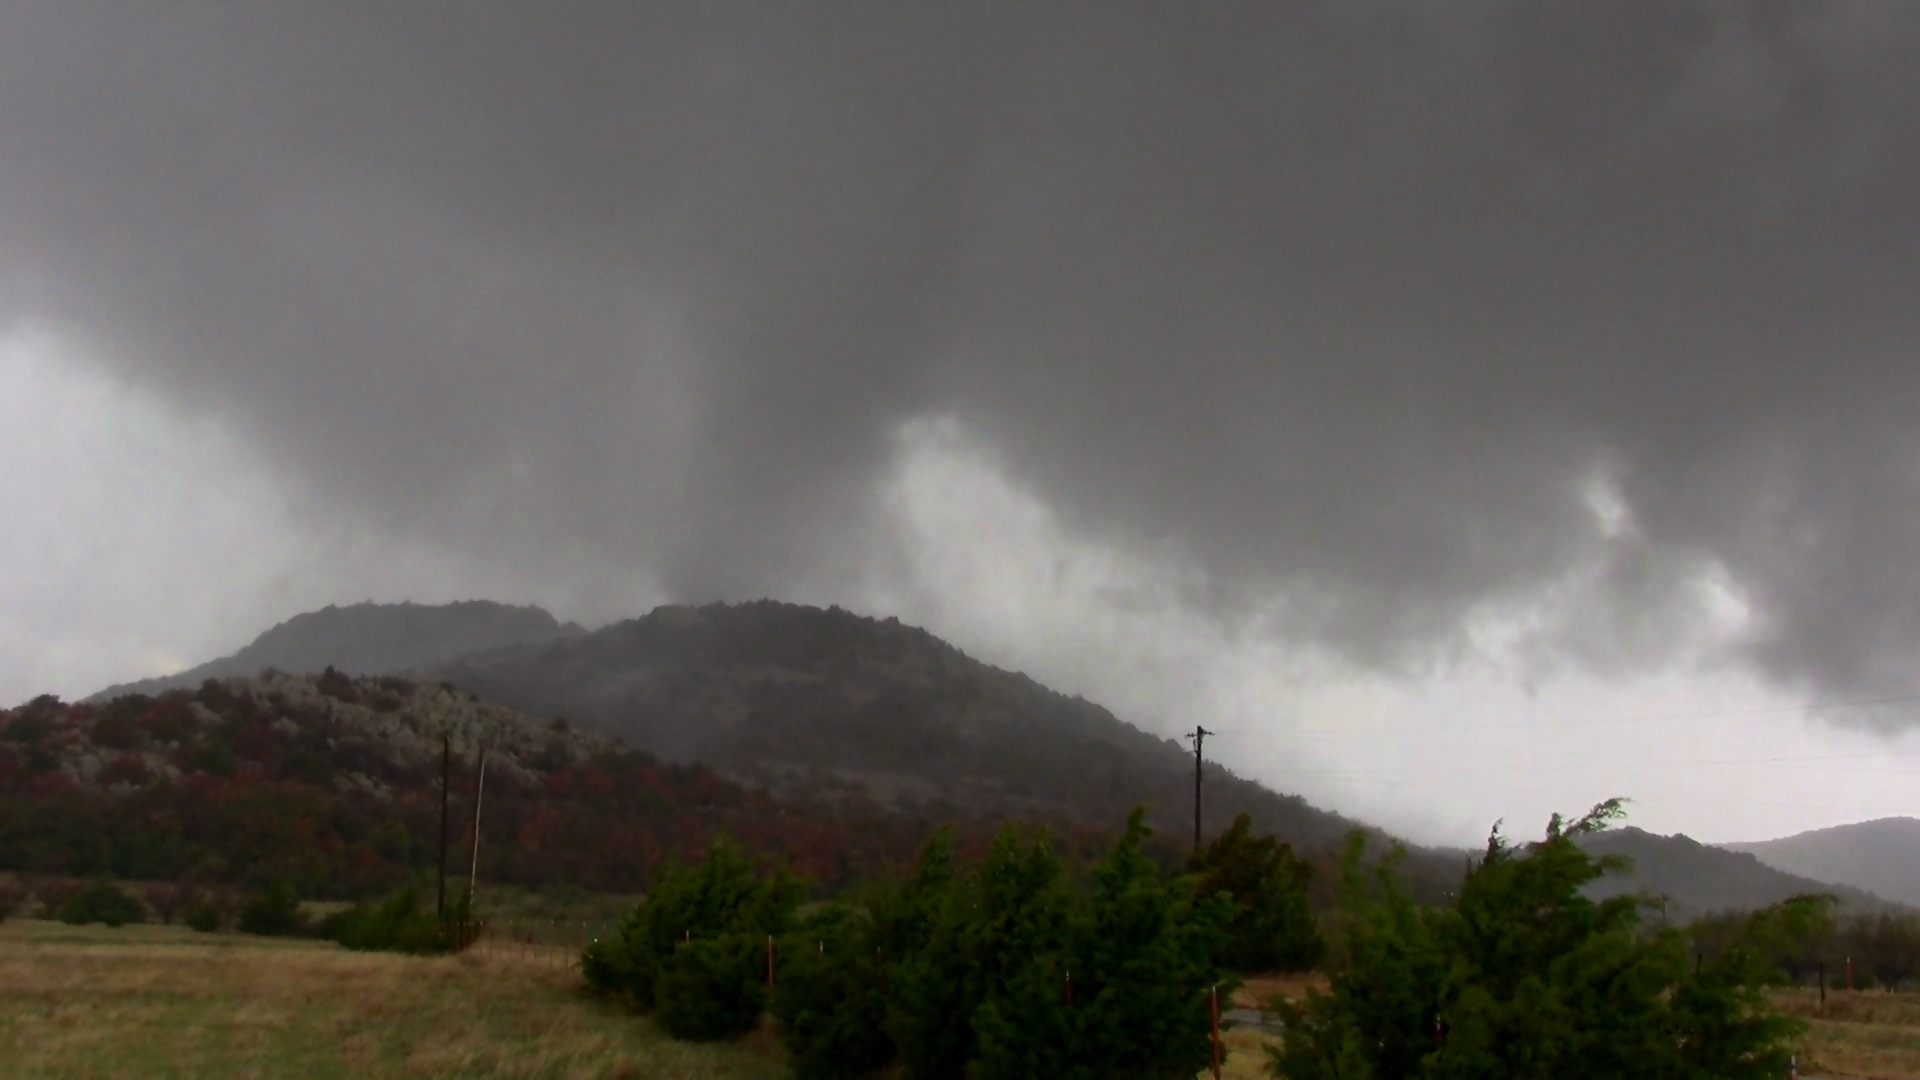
[1578,826,1896,920]
[81,598,1461,894]
[422,601,1407,862]
[1724,818,1920,909]
[4,672,955,896]
[85,600,581,703]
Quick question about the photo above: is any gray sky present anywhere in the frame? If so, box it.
[6,3,1920,846]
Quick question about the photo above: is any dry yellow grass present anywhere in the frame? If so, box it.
[0,920,784,1080]
[1769,989,1920,1080]
[1231,972,1327,1011]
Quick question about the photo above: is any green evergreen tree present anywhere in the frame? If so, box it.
[772,831,956,1079]
[1270,800,1807,1080]
[771,903,895,1077]
[656,932,769,1041]
[973,808,1234,1080]
[890,824,1072,1080]
[582,837,803,1013]
[1188,812,1325,973]
[319,884,459,954]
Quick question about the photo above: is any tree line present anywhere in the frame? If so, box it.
[582,798,1817,1080]
[583,808,1289,1079]
[0,683,1092,899]
[1689,899,1920,992]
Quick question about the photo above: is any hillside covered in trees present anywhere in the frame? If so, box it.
[427,602,1394,853]
[57,598,1895,916]
[1,672,1020,898]
[1579,826,1900,919]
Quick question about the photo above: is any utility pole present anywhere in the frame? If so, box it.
[436,733,451,918]
[1188,726,1212,852]
[465,742,489,912]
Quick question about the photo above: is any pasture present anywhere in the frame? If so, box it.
[5,920,1914,1078]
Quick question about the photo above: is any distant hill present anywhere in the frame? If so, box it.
[421,601,1429,870]
[1724,818,1920,909]
[1578,826,1896,920]
[85,600,581,703]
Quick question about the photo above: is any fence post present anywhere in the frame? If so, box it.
[1064,969,1072,1007]
[1209,984,1222,1080]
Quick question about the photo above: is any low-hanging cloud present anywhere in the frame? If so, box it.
[6,3,1920,716]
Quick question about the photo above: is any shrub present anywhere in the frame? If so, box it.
[1270,800,1807,1080]
[185,903,223,933]
[0,883,22,923]
[319,885,459,954]
[238,881,304,937]
[772,903,898,1079]
[769,830,961,1078]
[58,880,147,927]
[656,933,768,1041]
[583,838,804,1011]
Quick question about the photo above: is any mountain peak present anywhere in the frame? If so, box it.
[85,599,572,703]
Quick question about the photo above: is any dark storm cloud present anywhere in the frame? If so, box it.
[5,3,1920,709]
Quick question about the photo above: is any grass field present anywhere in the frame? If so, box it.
[9,919,1910,1079]
[0,920,783,1080]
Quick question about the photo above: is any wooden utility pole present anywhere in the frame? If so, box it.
[437,733,451,917]
[1188,726,1212,852]
[464,743,489,911]
[1208,984,1223,1079]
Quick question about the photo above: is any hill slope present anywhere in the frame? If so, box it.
[424,601,1400,859]
[81,598,1461,893]
[1724,818,1920,909]
[85,601,580,703]
[4,673,950,895]
[1578,826,1895,919]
